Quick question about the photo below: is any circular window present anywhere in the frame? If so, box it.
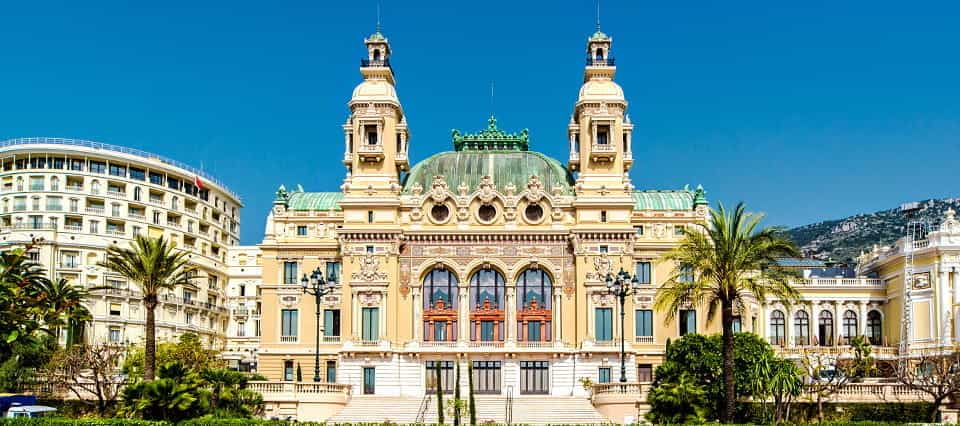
[477,204,497,223]
[524,204,544,223]
[431,204,450,223]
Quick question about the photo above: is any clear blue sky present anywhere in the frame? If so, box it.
[2,1,958,244]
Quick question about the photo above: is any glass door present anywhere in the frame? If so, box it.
[363,367,375,394]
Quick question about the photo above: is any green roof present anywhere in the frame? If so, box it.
[452,116,529,151]
[402,150,575,195]
[632,190,697,211]
[286,191,343,211]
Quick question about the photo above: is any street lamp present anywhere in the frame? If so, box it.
[606,267,641,383]
[302,267,332,382]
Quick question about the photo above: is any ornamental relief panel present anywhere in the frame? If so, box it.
[351,253,388,282]
[358,291,382,307]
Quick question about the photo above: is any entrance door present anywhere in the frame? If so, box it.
[362,367,375,395]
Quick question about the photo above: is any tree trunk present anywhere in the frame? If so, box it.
[144,296,157,381]
[721,301,736,423]
[817,394,824,423]
[930,395,945,423]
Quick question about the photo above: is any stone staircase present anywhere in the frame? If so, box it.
[330,394,608,425]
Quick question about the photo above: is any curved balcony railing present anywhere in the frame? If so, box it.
[360,59,391,69]
[586,56,616,66]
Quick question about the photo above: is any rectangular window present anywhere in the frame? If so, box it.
[108,327,121,343]
[637,364,653,382]
[326,360,337,383]
[634,225,644,236]
[361,307,379,342]
[149,172,164,185]
[480,320,495,341]
[284,361,294,381]
[167,177,181,191]
[29,176,44,191]
[519,361,549,394]
[679,309,697,336]
[596,125,609,145]
[236,322,246,337]
[69,159,83,171]
[598,367,611,384]
[326,261,341,284]
[527,320,542,342]
[129,168,146,181]
[323,309,340,337]
[599,245,608,254]
[283,261,298,285]
[185,312,194,324]
[595,307,613,341]
[89,161,106,174]
[679,264,694,283]
[426,361,455,393]
[635,262,651,284]
[433,320,448,341]
[362,367,375,394]
[296,226,307,236]
[46,197,63,211]
[365,125,378,145]
[472,360,502,394]
[281,309,298,340]
[635,309,653,337]
[732,316,742,333]
[674,225,685,236]
[89,221,99,233]
[109,303,121,316]
[109,164,126,177]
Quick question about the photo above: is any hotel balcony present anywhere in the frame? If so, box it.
[356,143,384,162]
[775,344,899,359]
[791,277,883,289]
[590,143,616,162]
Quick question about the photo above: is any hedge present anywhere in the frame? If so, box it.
[736,402,933,423]
[0,420,169,426]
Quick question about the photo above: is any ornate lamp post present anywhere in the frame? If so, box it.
[606,267,641,383]
[302,267,332,382]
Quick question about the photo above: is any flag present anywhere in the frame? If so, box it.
[194,175,205,190]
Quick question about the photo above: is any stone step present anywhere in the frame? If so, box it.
[329,395,608,425]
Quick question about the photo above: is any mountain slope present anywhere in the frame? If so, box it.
[786,197,960,262]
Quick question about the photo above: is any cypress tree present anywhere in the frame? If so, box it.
[436,362,445,424]
[454,360,461,426]
[468,361,477,425]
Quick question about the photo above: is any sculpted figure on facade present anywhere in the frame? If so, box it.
[352,253,388,282]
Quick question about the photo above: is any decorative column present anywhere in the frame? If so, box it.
[505,287,516,343]
[459,286,469,342]
[553,287,562,343]
[786,306,795,347]
[833,302,842,346]
[858,301,868,339]
[351,290,359,340]
[941,269,951,345]
[954,270,960,342]
[412,289,421,342]
[811,302,821,346]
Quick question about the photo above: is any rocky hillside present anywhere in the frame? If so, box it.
[787,197,960,262]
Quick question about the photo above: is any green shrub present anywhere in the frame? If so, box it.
[0,420,169,425]
[737,401,933,423]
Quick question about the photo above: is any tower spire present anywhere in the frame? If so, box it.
[596,0,601,32]
[490,80,495,118]
[376,1,382,33]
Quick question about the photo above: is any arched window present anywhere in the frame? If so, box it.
[90,180,100,194]
[843,310,858,345]
[422,267,458,342]
[171,196,179,210]
[594,48,603,61]
[866,310,882,346]
[818,311,834,346]
[517,268,553,342]
[794,310,810,346]
[769,310,786,346]
[373,49,381,61]
[470,269,505,342]
[133,186,142,201]
[16,177,23,191]
[50,177,59,191]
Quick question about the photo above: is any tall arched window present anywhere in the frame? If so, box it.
[769,310,786,346]
[866,311,882,346]
[594,48,603,61]
[843,310,858,345]
[470,269,505,342]
[794,310,810,346]
[517,268,553,342]
[373,49,381,61]
[50,177,59,191]
[422,267,458,342]
[818,311,834,346]
[90,180,100,194]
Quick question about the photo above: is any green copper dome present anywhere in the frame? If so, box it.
[402,118,574,195]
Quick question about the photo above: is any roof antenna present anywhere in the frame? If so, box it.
[376,1,382,33]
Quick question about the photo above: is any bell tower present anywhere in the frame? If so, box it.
[341,28,410,200]
[567,28,634,197]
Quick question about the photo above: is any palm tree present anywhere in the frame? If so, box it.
[31,278,91,344]
[98,235,194,380]
[654,202,800,422]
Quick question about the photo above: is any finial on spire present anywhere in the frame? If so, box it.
[490,80,495,118]
[376,1,382,33]
[596,0,601,32]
